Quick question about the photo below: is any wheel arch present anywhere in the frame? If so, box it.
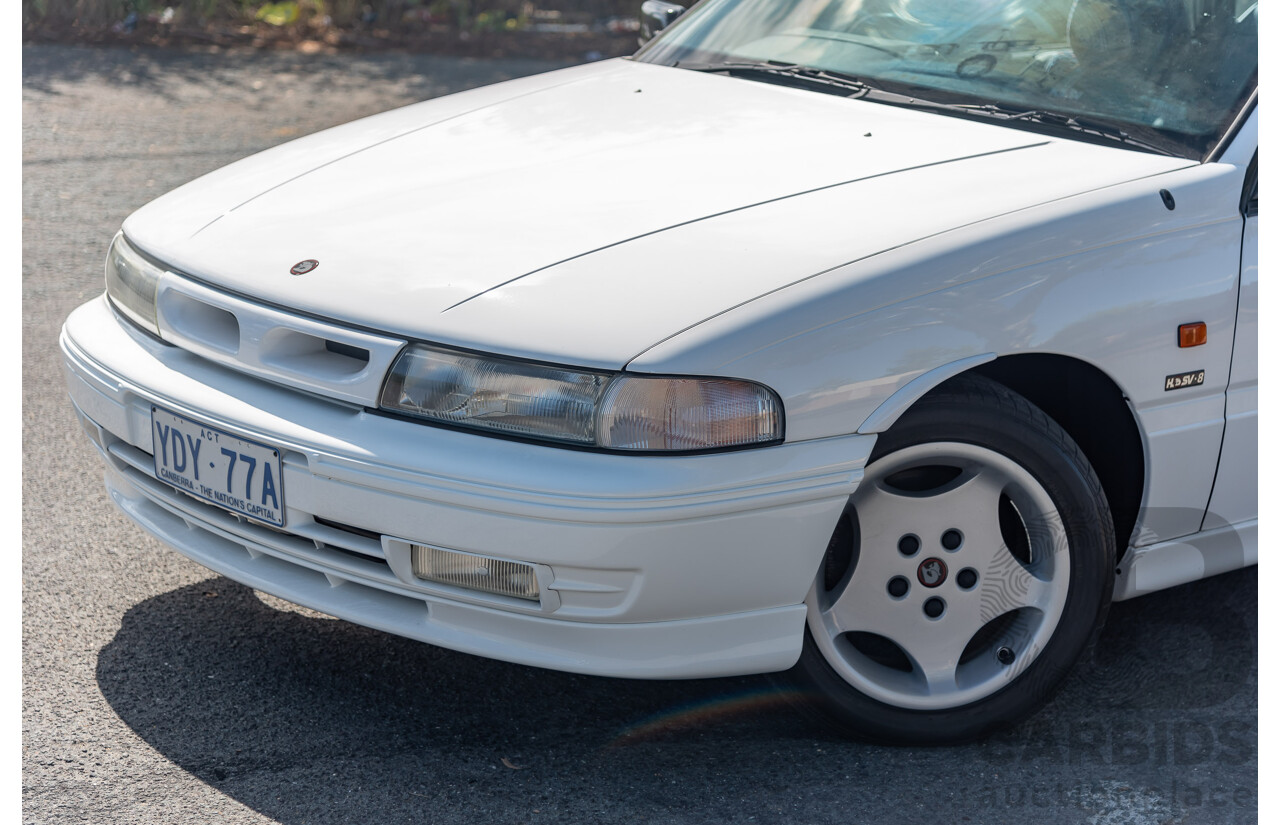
[865,353,1145,559]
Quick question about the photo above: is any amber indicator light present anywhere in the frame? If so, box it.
[1178,322,1207,348]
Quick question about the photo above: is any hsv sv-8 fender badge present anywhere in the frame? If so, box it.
[290,259,319,275]
[1165,370,1205,391]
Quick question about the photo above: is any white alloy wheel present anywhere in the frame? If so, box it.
[806,441,1071,710]
[791,375,1114,743]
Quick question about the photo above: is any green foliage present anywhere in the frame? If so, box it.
[25,0,639,29]
[255,0,299,25]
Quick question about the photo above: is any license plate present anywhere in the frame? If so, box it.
[151,406,285,527]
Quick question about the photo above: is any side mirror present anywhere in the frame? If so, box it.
[639,1,686,45]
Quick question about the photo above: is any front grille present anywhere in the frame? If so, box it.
[313,516,382,543]
[153,273,406,407]
[96,427,557,615]
[103,440,413,596]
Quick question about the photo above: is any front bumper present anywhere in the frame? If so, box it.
[62,296,874,678]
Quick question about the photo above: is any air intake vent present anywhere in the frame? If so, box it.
[153,272,406,406]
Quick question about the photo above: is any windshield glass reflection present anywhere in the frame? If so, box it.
[637,0,1258,157]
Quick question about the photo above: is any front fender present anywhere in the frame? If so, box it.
[628,161,1244,443]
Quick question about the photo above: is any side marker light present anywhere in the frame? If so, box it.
[1178,322,1207,348]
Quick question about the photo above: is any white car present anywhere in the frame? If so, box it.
[61,0,1258,743]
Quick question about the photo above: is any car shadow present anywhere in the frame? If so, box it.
[95,567,1256,823]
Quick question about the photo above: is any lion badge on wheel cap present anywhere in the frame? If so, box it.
[918,558,948,588]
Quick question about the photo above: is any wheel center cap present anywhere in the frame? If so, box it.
[917,557,948,588]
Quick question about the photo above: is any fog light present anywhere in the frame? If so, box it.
[410,544,540,601]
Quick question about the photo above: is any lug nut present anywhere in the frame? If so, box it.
[997,646,1015,665]
[923,597,945,618]
[941,529,963,551]
[898,535,920,557]
[887,576,910,598]
[957,568,978,589]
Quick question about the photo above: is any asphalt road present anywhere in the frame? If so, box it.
[22,43,1258,825]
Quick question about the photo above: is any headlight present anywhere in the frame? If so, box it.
[380,346,608,445]
[380,344,784,452]
[104,233,163,334]
[595,375,783,451]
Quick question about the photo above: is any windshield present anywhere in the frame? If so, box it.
[636,0,1258,159]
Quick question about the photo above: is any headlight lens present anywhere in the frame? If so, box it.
[380,346,609,444]
[596,375,783,451]
[104,233,163,334]
[380,344,784,452]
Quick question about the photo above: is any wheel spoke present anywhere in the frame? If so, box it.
[869,462,1006,511]
[823,584,969,696]
[822,567,899,637]
[895,627,962,694]
[979,545,1054,619]
[919,658,959,693]
[867,465,1008,552]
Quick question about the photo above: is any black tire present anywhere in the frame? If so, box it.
[787,374,1115,744]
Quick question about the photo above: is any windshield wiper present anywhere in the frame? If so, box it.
[677,61,1183,157]
[946,104,1180,157]
[676,60,874,98]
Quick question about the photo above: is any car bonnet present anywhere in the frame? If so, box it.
[122,59,1191,369]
